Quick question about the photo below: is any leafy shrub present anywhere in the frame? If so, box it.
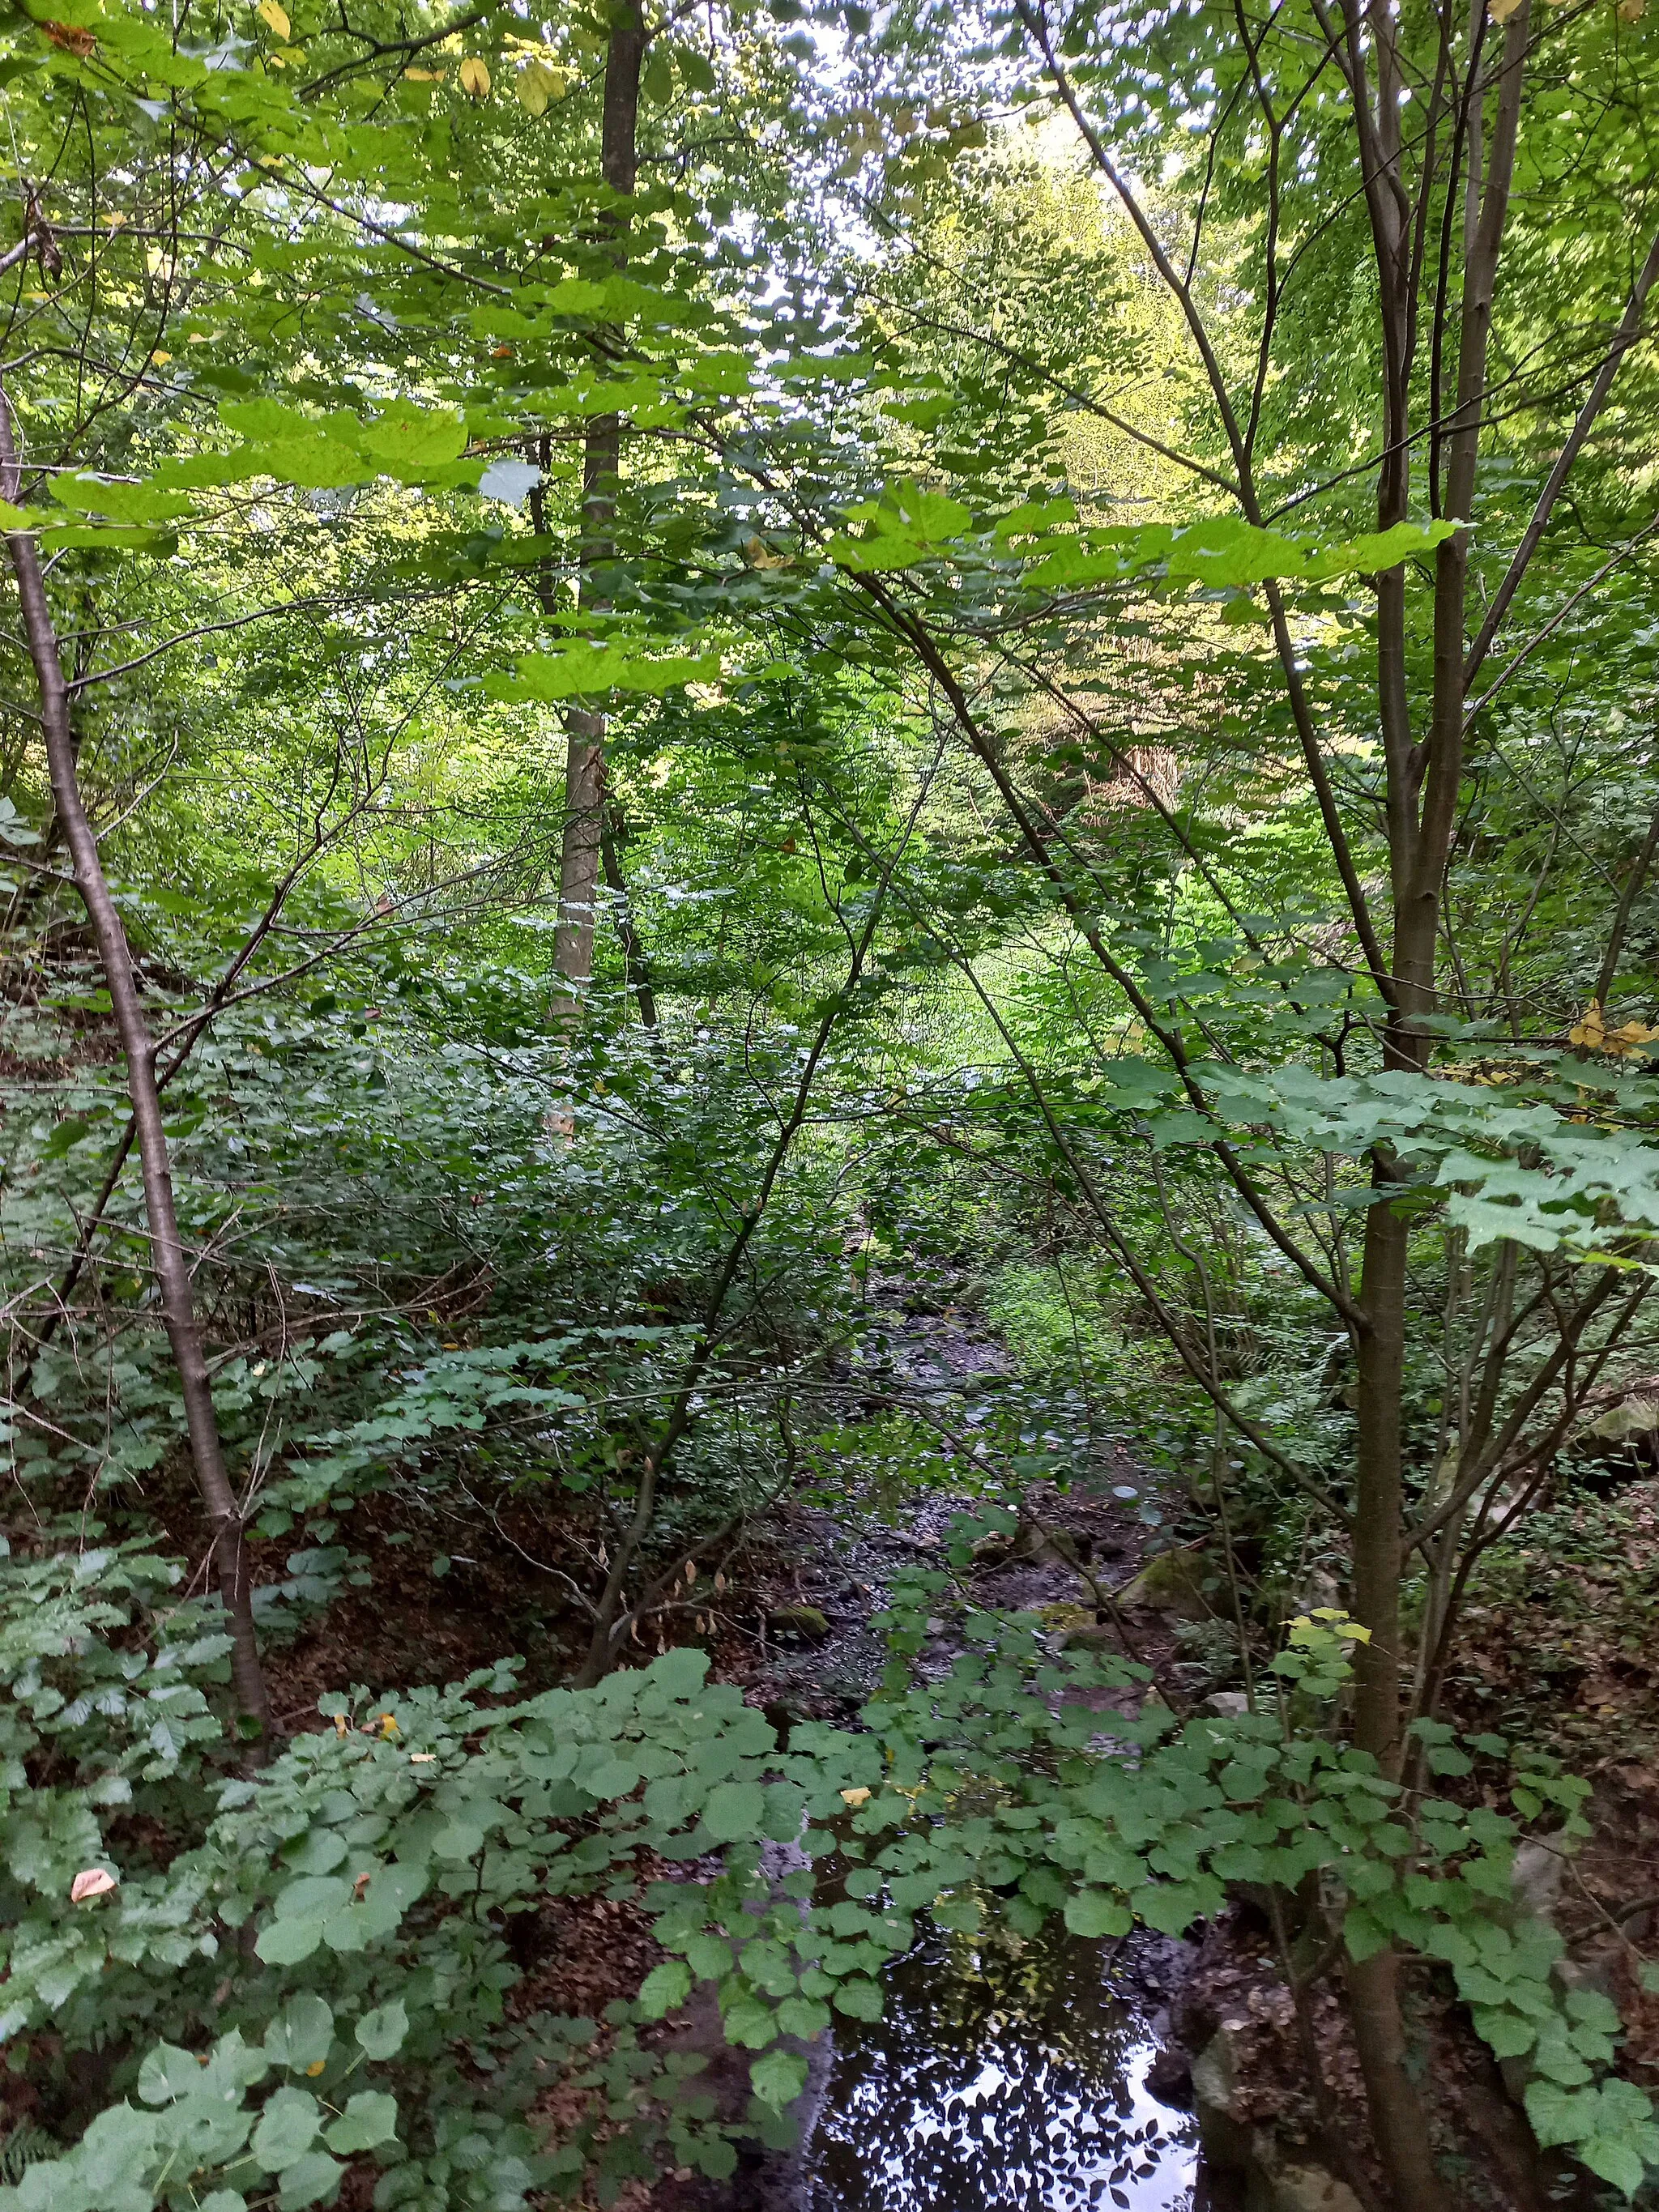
[7,1535,1657,2204]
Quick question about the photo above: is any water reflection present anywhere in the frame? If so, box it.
[804,1919,1198,2210]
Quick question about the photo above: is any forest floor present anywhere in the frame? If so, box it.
[237,1285,1659,2211]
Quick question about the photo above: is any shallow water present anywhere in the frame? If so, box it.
[800,1920,1199,2212]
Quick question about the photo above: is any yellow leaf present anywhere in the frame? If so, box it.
[404,66,444,79]
[1488,0,1524,18]
[744,535,795,570]
[305,2061,326,2077]
[70,1868,118,1903]
[1618,0,1644,19]
[458,54,491,97]
[150,350,172,366]
[257,0,290,37]
[514,56,570,113]
[840,1786,871,1808]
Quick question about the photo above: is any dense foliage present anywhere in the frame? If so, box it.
[2,0,1658,2201]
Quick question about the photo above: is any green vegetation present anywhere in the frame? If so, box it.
[2,0,1658,2201]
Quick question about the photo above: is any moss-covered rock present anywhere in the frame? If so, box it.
[767,1605,830,1643]
[1116,1548,1213,1621]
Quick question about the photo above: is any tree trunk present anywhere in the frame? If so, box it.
[552,6,645,1004]
[0,393,271,1746]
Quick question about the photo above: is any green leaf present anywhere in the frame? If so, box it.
[585,1754,642,1799]
[1137,1878,1222,1937]
[684,1932,734,1980]
[749,2049,808,2111]
[1469,2006,1537,2060]
[486,643,721,702]
[322,2091,399,2153]
[264,1995,335,2073]
[353,2000,409,2060]
[722,1998,781,2048]
[250,2087,322,2172]
[702,1780,767,1843]
[284,1829,349,1876]
[637,1960,693,2018]
[359,403,467,474]
[827,483,975,569]
[1578,2136,1646,2199]
[647,1647,710,1697]
[276,2150,343,2210]
[1525,2078,1591,2149]
[830,1978,884,2021]
[256,1916,326,1966]
[1063,1889,1132,1939]
[774,1996,831,2038]
[137,2044,209,2106]
[1343,1907,1390,1963]
[50,474,194,526]
[1162,514,1459,587]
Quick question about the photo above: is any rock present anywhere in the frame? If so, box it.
[1038,1601,1095,1630]
[1118,1547,1213,1621]
[971,1519,1090,1571]
[1510,1839,1566,1920]
[767,1605,830,1643]
[1060,1622,1120,1652]
[1290,1569,1342,1616]
[1191,2027,1252,2174]
[1203,1691,1251,1717]
[1256,2164,1364,2212]
[1552,1952,1618,2004]
[1143,2042,1192,2099]
[1192,2027,1363,2212]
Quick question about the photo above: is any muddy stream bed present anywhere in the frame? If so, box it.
[726,1293,1218,2212]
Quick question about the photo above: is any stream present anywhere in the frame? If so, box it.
[749,1289,1208,2212]
[798,1918,1201,2210]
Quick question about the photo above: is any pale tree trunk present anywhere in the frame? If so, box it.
[0,392,271,1746]
[552,6,645,1004]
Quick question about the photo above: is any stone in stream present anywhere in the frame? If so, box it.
[767,1604,830,1643]
[1116,1546,1214,1621]
[1192,2027,1363,2212]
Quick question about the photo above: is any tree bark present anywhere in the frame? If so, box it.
[1336,9,1525,2206]
[0,391,271,1746]
[552,6,645,1004]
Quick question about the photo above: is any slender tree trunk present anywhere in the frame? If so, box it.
[552,6,645,1004]
[1593,792,1659,1012]
[1337,8,1525,2201]
[599,815,663,1036]
[530,423,661,1039]
[0,393,271,1745]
